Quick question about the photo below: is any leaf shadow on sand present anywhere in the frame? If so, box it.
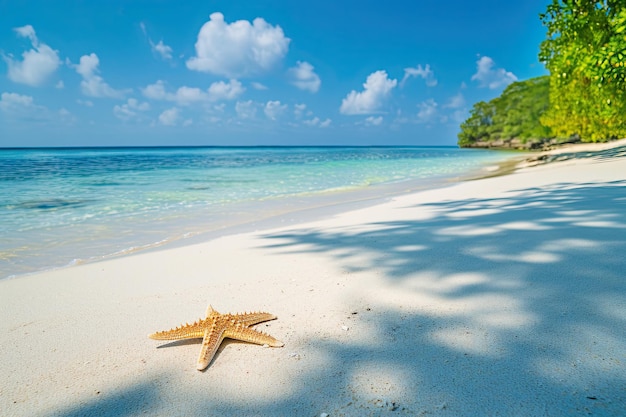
[50,381,160,417]
[51,180,626,416]
[243,180,626,416]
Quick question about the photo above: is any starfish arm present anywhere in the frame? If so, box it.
[148,319,207,340]
[224,325,284,348]
[206,304,217,316]
[150,305,283,370]
[197,326,226,371]
[232,312,278,327]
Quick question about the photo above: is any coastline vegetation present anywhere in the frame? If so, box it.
[459,0,626,148]
[457,76,551,148]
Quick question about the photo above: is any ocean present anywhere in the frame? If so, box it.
[0,146,514,279]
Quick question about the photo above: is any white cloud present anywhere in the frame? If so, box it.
[0,95,77,124]
[288,61,321,93]
[0,92,35,111]
[115,99,145,115]
[142,80,168,100]
[303,117,320,126]
[401,64,437,87]
[251,81,268,90]
[3,25,61,86]
[294,103,307,119]
[74,53,129,98]
[14,25,36,39]
[364,116,383,126]
[142,79,244,105]
[74,54,98,78]
[186,12,290,78]
[207,79,245,101]
[58,108,76,124]
[113,98,150,121]
[442,93,467,123]
[0,92,51,121]
[158,107,180,125]
[471,56,517,89]
[173,86,207,105]
[444,92,465,109]
[151,40,173,60]
[340,70,397,115]
[131,98,150,111]
[140,22,174,60]
[450,109,468,123]
[235,100,257,119]
[416,99,438,123]
[303,117,331,128]
[264,100,287,120]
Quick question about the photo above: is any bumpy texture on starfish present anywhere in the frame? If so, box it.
[149,304,284,370]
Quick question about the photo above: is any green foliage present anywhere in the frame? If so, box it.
[458,76,552,146]
[458,1,626,145]
[539,0,626,141]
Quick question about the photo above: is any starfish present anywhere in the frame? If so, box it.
[149,304,284,370]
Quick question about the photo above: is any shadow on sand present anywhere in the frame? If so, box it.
[253,180,626,415]
[52,180,626,416]
[51,381,160,417]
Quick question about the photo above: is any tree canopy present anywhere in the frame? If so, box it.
[458,76,551,147]
[459,0,626,147]
[539,0,626,141]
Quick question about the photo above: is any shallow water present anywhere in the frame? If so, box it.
[0,146,514,278]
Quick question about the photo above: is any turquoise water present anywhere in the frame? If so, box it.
[0,146,514,278]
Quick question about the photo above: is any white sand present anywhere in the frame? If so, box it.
[543,137,626,154]
[2,144,626,416]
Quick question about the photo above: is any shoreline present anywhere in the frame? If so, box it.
[1,140,625,416]
[1,150,511,281]
[462,137,626,180]
[517,137,626,169]
[0,173,463,281]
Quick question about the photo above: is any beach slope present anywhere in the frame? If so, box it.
[1,144,626,416]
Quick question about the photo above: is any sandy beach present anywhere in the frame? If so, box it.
[1,142,625,416]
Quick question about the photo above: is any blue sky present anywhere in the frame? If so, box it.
[0,0,549,147]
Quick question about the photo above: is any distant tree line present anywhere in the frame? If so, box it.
[459,1,626,148]
[457,76,552,148]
